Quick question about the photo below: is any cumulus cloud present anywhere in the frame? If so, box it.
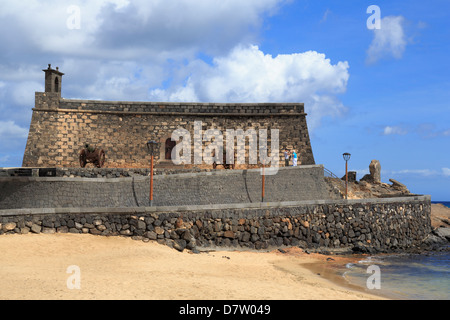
[382,124,450,138]
[149,45,350,130]
[391,168,450,178]
[0,121,29,139]
[367,16,408,64]
[0,0,284,61]
[383,125,408,135]
[0,0,288,115]
[443,168,450,177]
[96,0,284,57]
[392,169,438,177]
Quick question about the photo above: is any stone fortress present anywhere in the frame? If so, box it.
[23,64,315,169]
[0,65,435,253]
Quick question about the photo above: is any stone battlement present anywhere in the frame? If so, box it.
[36,98,306,115]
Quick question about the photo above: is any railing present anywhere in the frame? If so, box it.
[323,167,346,198]
[323,167,340,179]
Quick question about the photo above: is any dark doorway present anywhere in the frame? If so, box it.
[165,138,176,160]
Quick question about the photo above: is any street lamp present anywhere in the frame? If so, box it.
[261,161,265,202]
[343,153,351,200]
[147,140,159,206]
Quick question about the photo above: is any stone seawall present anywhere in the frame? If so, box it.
[0,166,330,209]
[0,196,432,253]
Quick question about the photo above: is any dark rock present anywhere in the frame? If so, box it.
[360,174,374,183]
[42,227,55,234]
[67,220,75,228]
[173,239,187,252]
[57,226,68,233]
[42,220,53,228]
[224,230,235,239]
[433,228,450,241]
[137,220,146,230]
[186,240,196,250]
[351,243,376,254]
[144,231,157,240]
[31,224,41,234]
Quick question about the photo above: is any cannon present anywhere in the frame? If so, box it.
[79,144,106,168]
[212,152,235,170]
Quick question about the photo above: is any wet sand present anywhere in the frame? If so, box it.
[0,233,384,300]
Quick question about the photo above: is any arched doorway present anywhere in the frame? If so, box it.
[165,138,176,160]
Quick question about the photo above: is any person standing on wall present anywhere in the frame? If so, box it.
[284,149,290,167]
[292,149,298,167]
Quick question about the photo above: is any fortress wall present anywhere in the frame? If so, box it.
[0,196,432,252]
[22,98,315,168]
[0,166,329,209]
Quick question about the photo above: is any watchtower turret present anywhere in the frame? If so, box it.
[35,64,63,109]
[43,64,64,94]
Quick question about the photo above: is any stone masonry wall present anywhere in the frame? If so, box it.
[0,166,329,209]
[0,196,432,253]
[23,98,315,168]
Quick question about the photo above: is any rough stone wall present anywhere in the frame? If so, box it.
[0,196,432,252]
[0,166,329,209]
[23,98,315,168]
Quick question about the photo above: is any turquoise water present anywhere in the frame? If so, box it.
[342,251,450,300]
[340,201,450,299]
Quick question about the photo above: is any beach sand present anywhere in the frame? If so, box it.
[2,205,448,300]
[0,233,383,300]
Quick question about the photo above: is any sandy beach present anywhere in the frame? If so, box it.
[0,233,383,300]
[2,204,447,300]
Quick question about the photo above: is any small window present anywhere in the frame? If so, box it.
[55,77,59,92]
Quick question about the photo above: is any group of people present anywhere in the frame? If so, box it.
[284,149,298,167]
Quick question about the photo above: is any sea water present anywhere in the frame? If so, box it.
[342,251,450,300]
[340,201,450,299]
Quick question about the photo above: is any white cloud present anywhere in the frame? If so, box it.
[149,45,349,130]
[0,0,284,60]
[392,169,438,177]
[367,16,408,64]
[442,168,450,177]
[383,125,408,135]
[388,168,450,178]
[320,9,331,23]
[0,121,29,139]
[11,81,42,107]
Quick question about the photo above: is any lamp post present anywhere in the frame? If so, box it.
[261,161,265,202]
[343,153,351,200]
[147,140,159,206]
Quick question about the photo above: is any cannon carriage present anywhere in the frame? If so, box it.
[79,144,106,168]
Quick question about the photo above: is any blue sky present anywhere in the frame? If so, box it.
[0,0,449,199]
